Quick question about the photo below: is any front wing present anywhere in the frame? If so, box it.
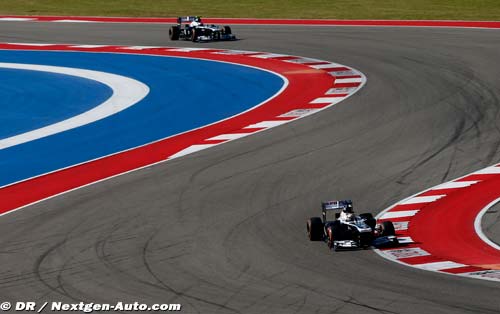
[332,236,399,250]
[195,34,236,42]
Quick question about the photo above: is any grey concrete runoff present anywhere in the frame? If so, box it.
[483,201,500,248]
[0,22,500,313]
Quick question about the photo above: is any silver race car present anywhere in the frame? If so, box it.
[169,16,236,42]
[306,200,398,251]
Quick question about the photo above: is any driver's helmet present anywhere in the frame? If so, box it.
[345,213,354,221]
[189,17,203,27]
[343,203,354,214]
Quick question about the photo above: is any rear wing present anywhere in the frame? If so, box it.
[177,16,200,24]
[322,200,352,222]
[321,200,352,211]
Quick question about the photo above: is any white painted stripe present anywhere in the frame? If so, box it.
[284,57,325,64]
[329,70,357,76]
[399,195,445,205]
[251,53,288,59]
[334,77,363,84]
[464,270,500,281]
[168,144,217,159]
[414,261,466,271]
[379,210,419,219]
[167,48,214,52]
[325,87,357,95]
[0,18,35,21]
[384,247,430,259]
[207,133,252,141]
[432,180,479,190]
[52,19,93,23]
[310,63,343,69]
[69,44,107,48]
[212,50,259,55]
[396,236,414,244]
[393,221,409,231]
[0,63,149,150]
[244,120,288,129]
[120,46,161,50]
[7,42,54,46]
[278,109,321,118]
[309,97,344,105]
[473,166,500,174]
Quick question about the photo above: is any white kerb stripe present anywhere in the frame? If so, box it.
[284,57,325,64]
[432,181,479,190]
[167,48,214,52]
[326,87,357,95]
[393,221,409,230]
[334,77,363,84]
[213,50,258,55]
[0,18,35,21]
[399,195,445,205]
[384,247,430,259]
[414,261,466,271]
[396,236,414,244]
[310,63,343,69]
[0,63,149,150]
[207,133,252,141]
[121,46,160,50]
[464,271,500,281]
[251,53,288,59]
[310,97,344,105]
[168,144,217,159]
[329,70,356,76]
[244,120,288,129]
[379,210,419,219]
[53,20,93,23]
[278,109,321,118]
[7,42,54,46]
[473,166,500,174]
[70,45,107,48]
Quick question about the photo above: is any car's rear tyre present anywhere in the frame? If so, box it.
[169,26,180,40]
[307,217,323,241]
[381,221,396,236]
[223,26,232,35]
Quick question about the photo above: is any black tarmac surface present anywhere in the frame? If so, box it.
[0,22,499,313]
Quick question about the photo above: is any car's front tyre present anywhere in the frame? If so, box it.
[223,26,232,35]
[307,217,323,241]
[169,26,180,40]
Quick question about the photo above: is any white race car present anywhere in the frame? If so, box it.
[169,16,236,42]
[307,200,398,251]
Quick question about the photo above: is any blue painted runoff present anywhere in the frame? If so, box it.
[0,50,284,187]
[0,68,112,138]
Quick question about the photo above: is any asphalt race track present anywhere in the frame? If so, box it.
[1,22,500,313]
